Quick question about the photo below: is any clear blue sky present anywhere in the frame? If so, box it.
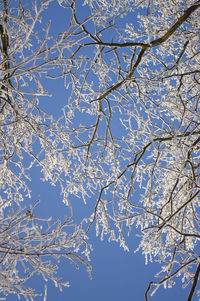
[2,1,199,300]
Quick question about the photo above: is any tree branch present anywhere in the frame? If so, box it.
[187,262,200,301]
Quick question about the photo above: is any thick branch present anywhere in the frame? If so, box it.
[90,2,200,102]
[187,263,200,301]
[0,0,11,109]
[89,2,200,49]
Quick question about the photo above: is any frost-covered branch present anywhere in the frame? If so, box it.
[1,0,200,299]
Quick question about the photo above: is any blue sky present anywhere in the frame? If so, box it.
[1,1,199,300]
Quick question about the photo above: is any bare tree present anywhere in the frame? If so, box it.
[60,0,200,299]
[0,0,200,300]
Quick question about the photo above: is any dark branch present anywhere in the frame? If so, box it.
[187,263,200,301]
